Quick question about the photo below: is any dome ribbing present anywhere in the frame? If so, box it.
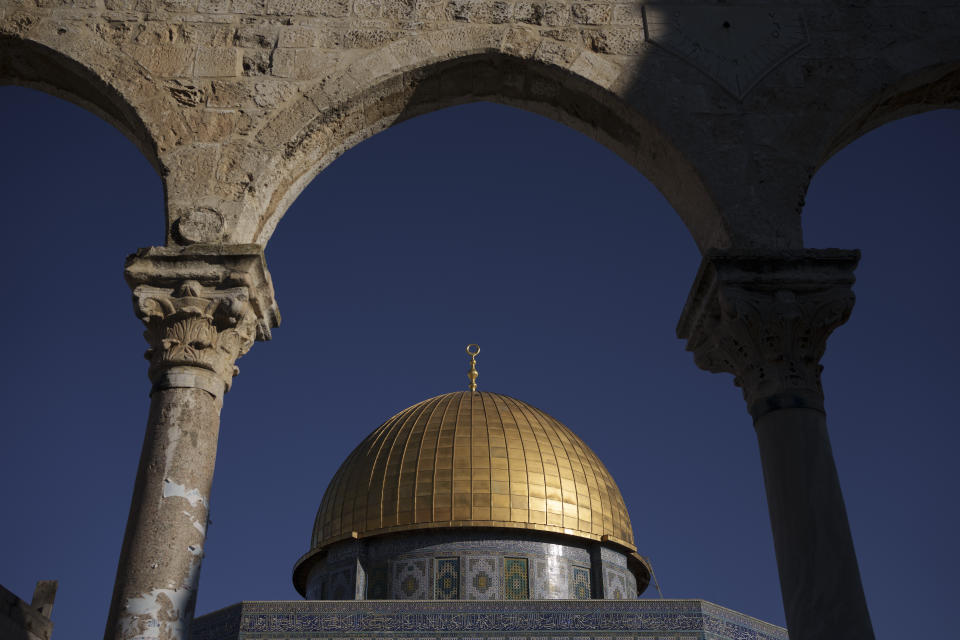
[310,391,635,551]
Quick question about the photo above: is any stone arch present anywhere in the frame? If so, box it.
[0,33,162,174]
[238,29,726,251]
[818,61,960,169]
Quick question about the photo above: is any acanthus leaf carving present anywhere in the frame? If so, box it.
[677,250,859,419]
[133,279,258,394]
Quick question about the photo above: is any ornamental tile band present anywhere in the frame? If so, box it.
[191,600,787,640]
[503,558,529,600]
[465,557,499,601]
[436,558,460,600]
[572,567,591,600]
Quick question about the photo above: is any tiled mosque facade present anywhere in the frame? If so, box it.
[303,531,637,601]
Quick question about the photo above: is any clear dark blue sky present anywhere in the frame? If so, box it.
[0,85,956,638]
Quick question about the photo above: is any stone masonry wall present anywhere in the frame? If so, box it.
[1,0,958,251]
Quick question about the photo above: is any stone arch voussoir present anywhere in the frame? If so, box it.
[819,60,960,169]
[235,27,727,251]
[0,27,164,175]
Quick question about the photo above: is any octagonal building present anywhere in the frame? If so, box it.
[292,390,652,601]
[193,385,786,640]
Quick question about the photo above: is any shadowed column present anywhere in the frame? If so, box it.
[104,246,279,640]
[677,250,874,640]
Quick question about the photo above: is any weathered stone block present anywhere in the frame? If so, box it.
[540,26,578,43]
[231,0,265,12]
[340,28,401,49]
[197,0,231,12]
[35,0,98,8]
[609,2,639,25]
[314,28,342,48]
[133,22,181,45]
[103,0,137,10]
[165,78,205,106]
[296,49,345,79]
[252,80,296,107]
[130,44,196,76]
[304,71,362,107]
[354,0,381,19]
[196,45,242,76]
[534,39,578,67]
[241,48,272,75]
[184,21,235,46]
[569,49,622,90]
[349,49,400,86]
[266,0,348,17]
[164,144,221,201]
[270,47,296,77]
[501,25,539,58]
[277,25,317,48]
[207,79,250,107]
[233,23,278,48]
[571,3,609,25]
[382,0,415,21]
[162,0,197,11]
[542,1,568,26]
[446,0,510,24]
[581,26,642,56]
[513,2,544,25]
[255,95,319,146]
[97,19,135,46]
[183,109,240,142]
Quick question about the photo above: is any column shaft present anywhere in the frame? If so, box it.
[105,387,221,640]
[677,249,874,640]
[108,247,280,640]
[754,408,873,640]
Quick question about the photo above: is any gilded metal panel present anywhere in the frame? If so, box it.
[311,392,635,552]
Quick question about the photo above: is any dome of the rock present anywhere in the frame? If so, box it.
[293,391,650,600]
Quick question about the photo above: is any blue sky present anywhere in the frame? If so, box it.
[0,85,956,638]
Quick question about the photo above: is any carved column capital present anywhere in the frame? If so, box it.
[677,250,859,420]
[125,245,281,399]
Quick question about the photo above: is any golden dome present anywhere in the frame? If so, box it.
[310,391,635,551]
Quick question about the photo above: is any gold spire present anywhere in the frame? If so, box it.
[466,344,480,391]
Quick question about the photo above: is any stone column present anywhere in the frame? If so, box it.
[104,246,279,640]
[677,250,874,640]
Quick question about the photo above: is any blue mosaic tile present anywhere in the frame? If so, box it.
[599,546,627,567]
[504,557,528,600]
[572,566,590,600]
[367,565,388,599]
[307,531,638,602]
[604,569,627,600]
[393,559,429,599]
[329,567,354,600]
[465,556,499,600]
[435,558,460,600]
[472,571,491,593]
